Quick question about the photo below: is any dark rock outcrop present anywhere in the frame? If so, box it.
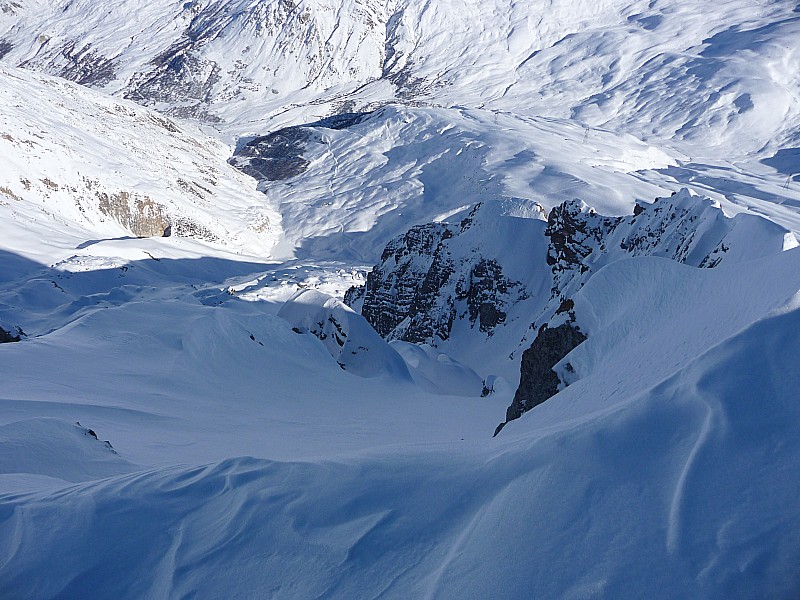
[0,2,21,15]
[357,221,455,343]
[346,203,529,346]
[458,259,511,333]
[231,127,312,182]
[542,188,785,306]
[229,111,374,183]
[0,39,13,60]
[498,188,792,430]
[495,322,586,435]
[346,188,792,432]
[0,325,20,343]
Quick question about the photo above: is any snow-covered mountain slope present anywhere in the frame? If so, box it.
[4,1,800,262]
[229,103,688,261]
[0,66,281,265]
[2,0,800,597]
[0,0,389,124]
[1,247,799,598]
[343,200,551,383]
[3,0,798,161]
[0,252,505,470]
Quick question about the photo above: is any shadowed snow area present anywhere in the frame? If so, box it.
[2,294,799,598]
[1,245,799,598]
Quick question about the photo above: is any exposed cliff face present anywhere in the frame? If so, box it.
[494,322,586,435]
[351,189,792,354]
[349,188,795,429]
[96,192,170,238]
[0,67,281,256]
[345,202,538,347]
[359,221,455,343]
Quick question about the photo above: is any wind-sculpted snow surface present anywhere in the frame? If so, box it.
[2,276,800,597]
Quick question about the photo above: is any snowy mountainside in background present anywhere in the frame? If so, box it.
[3,0,800,258]
[228,104,685,262]
[2,0,797,157]
[0,66,281,265]
[0,0,389,124]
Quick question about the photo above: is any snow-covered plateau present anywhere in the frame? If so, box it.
[1,0,800,598]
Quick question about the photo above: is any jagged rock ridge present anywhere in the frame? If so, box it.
[508,188,796,429]
[345,202,538,346]
[349,188,796,431]
[540,188,796,322]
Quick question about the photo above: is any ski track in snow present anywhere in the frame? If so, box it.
[666,397,713,555]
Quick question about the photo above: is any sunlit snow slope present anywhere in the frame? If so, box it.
[0,66,281,266]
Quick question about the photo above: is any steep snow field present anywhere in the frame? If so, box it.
[2,249,799,598]
[1,0,800,597]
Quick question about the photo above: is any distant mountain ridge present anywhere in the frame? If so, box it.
[3,0,797,161]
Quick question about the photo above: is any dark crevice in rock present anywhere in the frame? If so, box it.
[495,322,586,435]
